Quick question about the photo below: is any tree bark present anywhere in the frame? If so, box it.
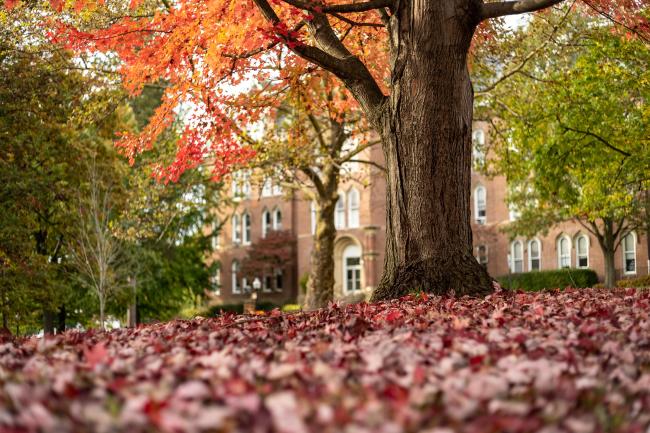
[372,0,493,300]
[304,175,339,310]
[99,296,106,331]
[597,219,617,288]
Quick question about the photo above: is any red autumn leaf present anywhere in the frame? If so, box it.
[83,342,108,369]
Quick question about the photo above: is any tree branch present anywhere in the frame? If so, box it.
[480,0,566,21]
[278,0,393,13]
[556,118,631,157]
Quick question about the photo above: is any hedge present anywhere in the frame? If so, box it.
[616,274,650,288]
[497,268,599,291]
[203,301,283,317]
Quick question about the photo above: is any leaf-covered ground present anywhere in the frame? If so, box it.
[1,288,650,433]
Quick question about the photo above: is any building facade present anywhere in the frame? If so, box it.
[209,123,649,305]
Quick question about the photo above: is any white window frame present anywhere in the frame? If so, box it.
[272,181,282,196]
[557,235,571,269]
[527,238,541,271]
[335,193,346,229]
[242,212,251,245]
[261,178,273,197]
[242,170,251,198]
[576,234,589,269]
[474,186,486,225]
[231,261,240,294]
[622,232,637,275]
[242,277,250,293]
[211,268,221,296]
[511,240,523,273]
[211,220,221,250]
[262,209,272,238]
[274,268,283,292]
[272,207,282,230]
[347,188,360,229]
[472,130,485,166]
[342,244,362,295]
[232,214,241,244]
[476,245,488,267]
[310,201,317,235]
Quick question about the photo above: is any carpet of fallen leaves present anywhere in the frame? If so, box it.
[1,288,650,433]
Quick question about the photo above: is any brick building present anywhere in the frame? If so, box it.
[209,123,649,305]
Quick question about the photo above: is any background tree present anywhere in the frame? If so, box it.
[480,14,649,287]
[241,230,296,293]
[243,73,380,308]
[34,0,649,299]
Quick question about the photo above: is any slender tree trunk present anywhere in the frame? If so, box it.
[99,295,106,330]
[304,170,339,310]
[373,0,492,300]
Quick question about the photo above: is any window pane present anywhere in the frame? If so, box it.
[531,258,540,271]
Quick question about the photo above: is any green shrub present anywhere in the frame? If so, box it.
[204,303,244,316]
[497,269,599,292]
[282,304,301,313]
[616,275,650,288]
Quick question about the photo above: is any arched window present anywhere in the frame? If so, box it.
[231,260,240,294]
[474,186,486,224]
[347,188,360,228]
[622,232,637,274]
[472,130,485,166]
[557,235,571,269]
[242,212,251,245]
[335,193,346,229]
[511,240,523,273]
[273,207,283,230]
[262,209,272,238]
[576,234,589,268]
[343,244,362,294]
[232,214,241,244]
[528,239,541,271]
[310,201,317,235]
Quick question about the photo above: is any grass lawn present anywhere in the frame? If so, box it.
[1,288,649,433]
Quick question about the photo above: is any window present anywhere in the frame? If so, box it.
[231,261,240,294]
[511,240,523,273]
[347,188,360,228]
[262,178,273,197]
[242,212,251,245]
[622,232,637,274]
[275,269,283,292]
[242,277,250,293]
[576,234,589,268]
[273,208,282,230]
[335,193,345,229]
[231,172,242,198]
[272,182,282,196]
[211,220,221,250]
[310,201,317,235]
[262,209,272,238]
[528,239,541,271]
[474,186,486,224]
[508,203,521,221]
[263,274,273,292]
[472,130,485,166]
[343,244,362,294]
[557,235,571,269]
[211,268,221,296]
[232,214,241,244]
[242,171,251,198]
[476,245,488,267]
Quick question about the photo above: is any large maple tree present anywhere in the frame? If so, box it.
[22,0,649,300]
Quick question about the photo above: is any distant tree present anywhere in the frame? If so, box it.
[241,230,296,293]
[482,16,649,287]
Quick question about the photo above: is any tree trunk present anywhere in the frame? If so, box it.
[598,219,617,288]
[373,0,492,300]
[99,296,106,331]
[304,163,340,310]
[57,305,66,334]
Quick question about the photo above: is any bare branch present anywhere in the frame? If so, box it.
[480,0,566,21]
